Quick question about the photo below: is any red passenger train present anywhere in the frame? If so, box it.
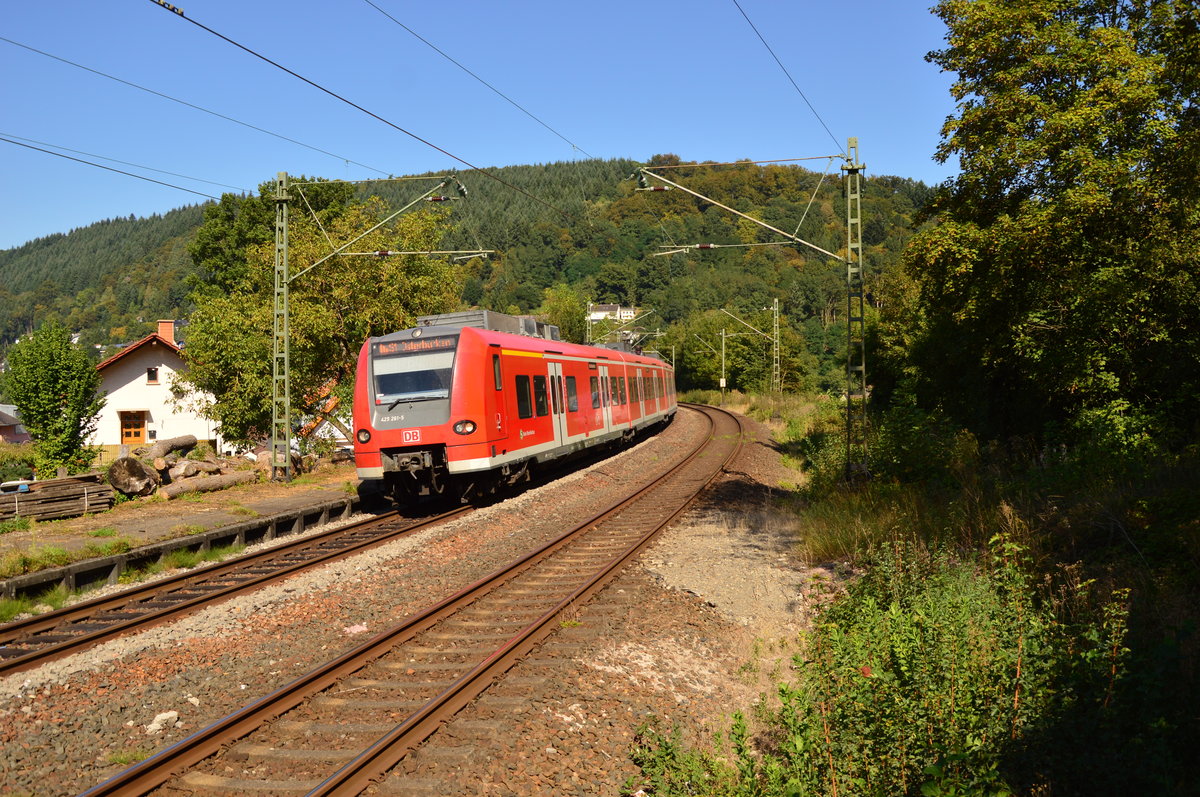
[353,310,676,505]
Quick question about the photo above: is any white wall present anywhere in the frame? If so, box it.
[90,343,221,450]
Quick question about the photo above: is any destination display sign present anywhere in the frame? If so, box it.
[374,335,458,356]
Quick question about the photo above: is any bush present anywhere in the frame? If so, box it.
[0,441,35,482]
[631,538,1157,795]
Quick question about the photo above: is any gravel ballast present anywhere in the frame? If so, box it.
[0,408,822,795]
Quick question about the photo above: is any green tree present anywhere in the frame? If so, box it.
[536,283,587,343]
[2,321,104,475]
[902,0,1200,443]
[176,188,461,445]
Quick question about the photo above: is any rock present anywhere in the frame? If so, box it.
[144,710,178,735]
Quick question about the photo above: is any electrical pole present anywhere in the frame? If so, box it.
[772,297,781,393]
[268,173,477,481]
[841,138,868,481]
[270,172,291,480]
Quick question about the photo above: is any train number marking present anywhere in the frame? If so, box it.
[402,429,421,443]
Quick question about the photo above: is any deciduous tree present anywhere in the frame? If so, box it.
[177,185,461,445]
[2,321,104,474]
[903,0,1200,444]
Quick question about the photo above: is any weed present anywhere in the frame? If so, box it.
[228,503,259,518]
[80,538,132,559]
[169,524,206,536]
[88,526,118,537]
[0,516,32,535]
[107,748,150,766]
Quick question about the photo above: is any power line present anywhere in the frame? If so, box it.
[729,0,843,152]
[0,136,220,200]
[0,132,250,193]
[360,0,594,159]
[146,0,575,223]
[0,36,391,177]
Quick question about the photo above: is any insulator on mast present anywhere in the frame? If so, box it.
[696,243,718,249]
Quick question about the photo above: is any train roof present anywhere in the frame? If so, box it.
[372,310,670,368]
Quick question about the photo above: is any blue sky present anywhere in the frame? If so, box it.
[0,1,958,251]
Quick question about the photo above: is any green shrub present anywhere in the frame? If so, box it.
[631,537,1153,795]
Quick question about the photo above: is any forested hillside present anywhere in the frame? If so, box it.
[0,205,205,346]
[0,157,928,394]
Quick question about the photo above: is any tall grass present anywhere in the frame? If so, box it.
[627,394,1199,795]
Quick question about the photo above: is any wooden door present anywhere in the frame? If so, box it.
[120,412,146,445]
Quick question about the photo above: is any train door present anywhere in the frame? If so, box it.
[547,361,568,445]
[598,364,613,432]
[634,368,645,420]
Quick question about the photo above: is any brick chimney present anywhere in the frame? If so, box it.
[157,320,176,345]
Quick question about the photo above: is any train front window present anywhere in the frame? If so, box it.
[373,349,455,407]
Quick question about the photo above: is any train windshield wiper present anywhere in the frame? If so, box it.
[386,394,444,410]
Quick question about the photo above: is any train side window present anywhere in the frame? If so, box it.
[618,376,627,405]
[533,375,549,417]
[609,376,618,406]
[631,376,639,403]
[590,376,600,408]
[516,374,533,419]
[566,376,578,412]
[549,374,560,415]
[493,354,502,390]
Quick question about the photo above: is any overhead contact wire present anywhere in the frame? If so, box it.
[0,36,390,177]
[729,0,843,152]
[0,136,219,200]
[0,132,248,193]
[146,1,574,223]
[360,0,594,159]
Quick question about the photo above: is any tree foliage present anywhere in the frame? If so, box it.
[901,0,1200,444]
[1,321,104,474]
[5,158,928,399]
[176,181,461,444]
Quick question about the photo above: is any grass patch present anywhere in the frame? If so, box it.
[117,541,246,584]
[87,526,119,537]
[169,524,207,536]
[228,502,259,518]
[0,583,76,622]
[106,748,151,766]
[0,516,33,535]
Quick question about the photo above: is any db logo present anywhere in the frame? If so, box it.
[401,429,421,443]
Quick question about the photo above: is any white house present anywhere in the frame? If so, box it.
[90,320,221,462]
[587,303,638,322]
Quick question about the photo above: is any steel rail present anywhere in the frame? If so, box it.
[83,405,738,796]
[313,405,742,795]
[0,507,471,676]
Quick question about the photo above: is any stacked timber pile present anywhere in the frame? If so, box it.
[107,434,259,501]
[0,473,114,522]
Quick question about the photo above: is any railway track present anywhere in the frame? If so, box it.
[0,507,471,677]
[82,404,743,796]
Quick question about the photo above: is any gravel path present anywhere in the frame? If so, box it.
[0,408,822,795]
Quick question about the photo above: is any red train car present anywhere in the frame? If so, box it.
[353,310,676,505]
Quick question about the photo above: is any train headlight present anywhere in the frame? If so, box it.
[356,429,371,444]
[453,420,477,435]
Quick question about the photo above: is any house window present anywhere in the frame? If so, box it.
[146,367,159,384]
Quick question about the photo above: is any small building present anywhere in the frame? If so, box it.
[0,404,31,444]
[89,320,221,463]
[587,303,638,322]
